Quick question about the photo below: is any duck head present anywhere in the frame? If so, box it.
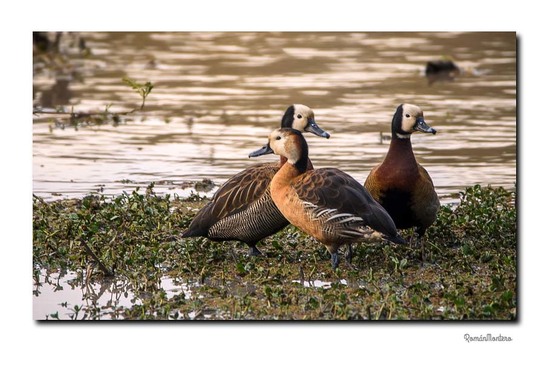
[392,103,437,139]
[249,128,308,166]
[281,104,330,139]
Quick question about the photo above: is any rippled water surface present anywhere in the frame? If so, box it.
[33,32,516,203]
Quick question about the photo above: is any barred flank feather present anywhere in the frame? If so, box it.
[208,191,288,243]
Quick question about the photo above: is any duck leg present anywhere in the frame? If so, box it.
[414,227,426,265]
[345,244,354,264]
[247,243,262,257]
[331,252,340,270]
[420,236,425,265]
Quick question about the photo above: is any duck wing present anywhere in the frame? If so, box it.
[209,162,279,219]
[293,168,399,237]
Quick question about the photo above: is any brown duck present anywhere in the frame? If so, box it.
[250,128,405,269]
[364,103,440,261]
[181,104,330,255]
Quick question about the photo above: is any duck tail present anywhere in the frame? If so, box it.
[383,232,407,245]
[181,228,196,238]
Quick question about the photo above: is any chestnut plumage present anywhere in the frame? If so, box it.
[365,104,440,262]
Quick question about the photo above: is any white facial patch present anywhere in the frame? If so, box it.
[293,104,312,116]
[400,103,423,133]
[291,104,314,131]
[268,129,299,164]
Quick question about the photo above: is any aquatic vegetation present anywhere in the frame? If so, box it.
[33,184,517,320]
[121,77,154,111]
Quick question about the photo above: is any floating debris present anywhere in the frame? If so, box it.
[425,60,460,75]
[425,59,461,84]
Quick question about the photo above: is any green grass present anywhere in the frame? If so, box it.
[33,184,517,320]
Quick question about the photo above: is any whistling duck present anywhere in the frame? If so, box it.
[249,128,405,269]
[364,103,440,261]
[181,104,330,256]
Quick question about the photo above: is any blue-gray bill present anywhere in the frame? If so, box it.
[415,118,437,134]
[305,119,331,138]
[248,144,274,158]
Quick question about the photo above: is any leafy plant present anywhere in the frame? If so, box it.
[122,77,154,110]
[430,184,516,250]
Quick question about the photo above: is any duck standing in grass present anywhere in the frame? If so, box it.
[250,128,405,269]
[364,104,440,262]
[181,104,330,256]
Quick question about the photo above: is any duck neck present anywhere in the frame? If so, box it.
[273,147,309,189]
[272,161,303,189]
[280,155,313,170]
[384,136,417,166]
[294,153,309,174]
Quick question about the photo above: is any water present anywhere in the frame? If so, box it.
[32,32,516,319]
[33,269,202,320]
[33,32,516,203]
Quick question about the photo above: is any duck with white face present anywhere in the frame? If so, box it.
[250,128,406,270]
[365,103,439,263]
[283,103,330,139]
[181,104,330,257]
[392,103,437,139]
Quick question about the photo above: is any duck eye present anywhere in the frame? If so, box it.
[297,114,303,119]
[405,114,411,118]
[276,136,281,140]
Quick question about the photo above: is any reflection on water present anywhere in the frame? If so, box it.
[33,32,516,203]
[33,269,198,320]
